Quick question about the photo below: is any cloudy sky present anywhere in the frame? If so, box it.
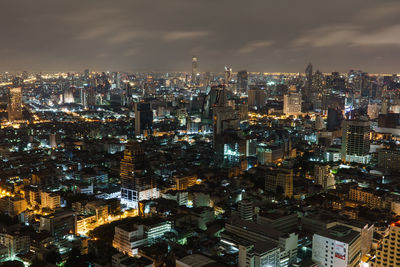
[1,0,400,73]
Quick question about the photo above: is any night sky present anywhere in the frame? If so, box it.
[1,0,400,73]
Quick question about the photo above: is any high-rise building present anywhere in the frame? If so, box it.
[237,70,248,94]
[311,70,325,110]
[371,221,400,267]
[248,88,266,110]
[8,87,23,121]
[63,87,74,103]
[314,164,335,190]
[238,199,253,221]
[120,142,158,208]
[224,66,232,84]
[304,63,313,110]
[283,93,302,116]
[341,118,370,164]
[327,108,343,131]
[312,225,361,267]
[192,56,198,83]
[134,102,153,137]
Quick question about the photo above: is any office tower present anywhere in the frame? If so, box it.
[371,221,400,266]
[224,66,232,84]
[134,102,153,137]
[265,168,293,198]
[120,141,145,190]
[312,225,361,267]
[63,87,74,103]
[283,93,302,116]
[341,118,370,164]
[237,70,248,94]
[314,164,335,189]
[202,85,229,121]
[327,108,343,131]
[192,56,198,83]
[120,142,158,208]
[248,88,266,110]
[8,87,23,121]
[238,199,253,221]
[304,63,313,110]
[80,88,87,108]
[311,70,325,110]
[213,106,239,137]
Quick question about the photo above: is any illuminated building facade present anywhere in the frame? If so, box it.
[8,87,23,121]
[120,142,158,209]
[283,93,302,116]
[372,221,400,267]
[134,102,153,137]
[341,119,370,164]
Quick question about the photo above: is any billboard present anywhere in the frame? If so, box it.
[334,241,348,267]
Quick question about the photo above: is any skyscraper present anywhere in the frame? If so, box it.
[120,142,158,208]
[237,70,248,94]
[224,66,232,84]
[341,118,370,164]
[248,88,266,110]
[304,63,313,111]
[8,87,23,121]
[372,221,400,267]
[191,56,198,83]
[134,102,153,137]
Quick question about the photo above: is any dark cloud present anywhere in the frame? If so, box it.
[0,0,399,73]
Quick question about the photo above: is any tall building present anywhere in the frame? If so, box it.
[134,102,153,137]
[312,225,361,267]
[371,221,400,267]
[341,118,370,164]
[311,70,325,110]
[327,108,343,131]
[63,87,74,103]
[304,63,313,110]
[314,164,335,190]
[224,66,232,84]
[8,87,23,121]
[283,93,302,116]
[238,199,254,221]
[192,56,198,82]
[237,70,248,94]
[248,88,266,110]
[120,142,158,208]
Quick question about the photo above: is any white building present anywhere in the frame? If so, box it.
[283,93,302,116]
[113,221,171,256]
[239,240,280,267]
[312,225,361,267]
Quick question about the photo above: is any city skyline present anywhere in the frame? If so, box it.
[1,0,400,73]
